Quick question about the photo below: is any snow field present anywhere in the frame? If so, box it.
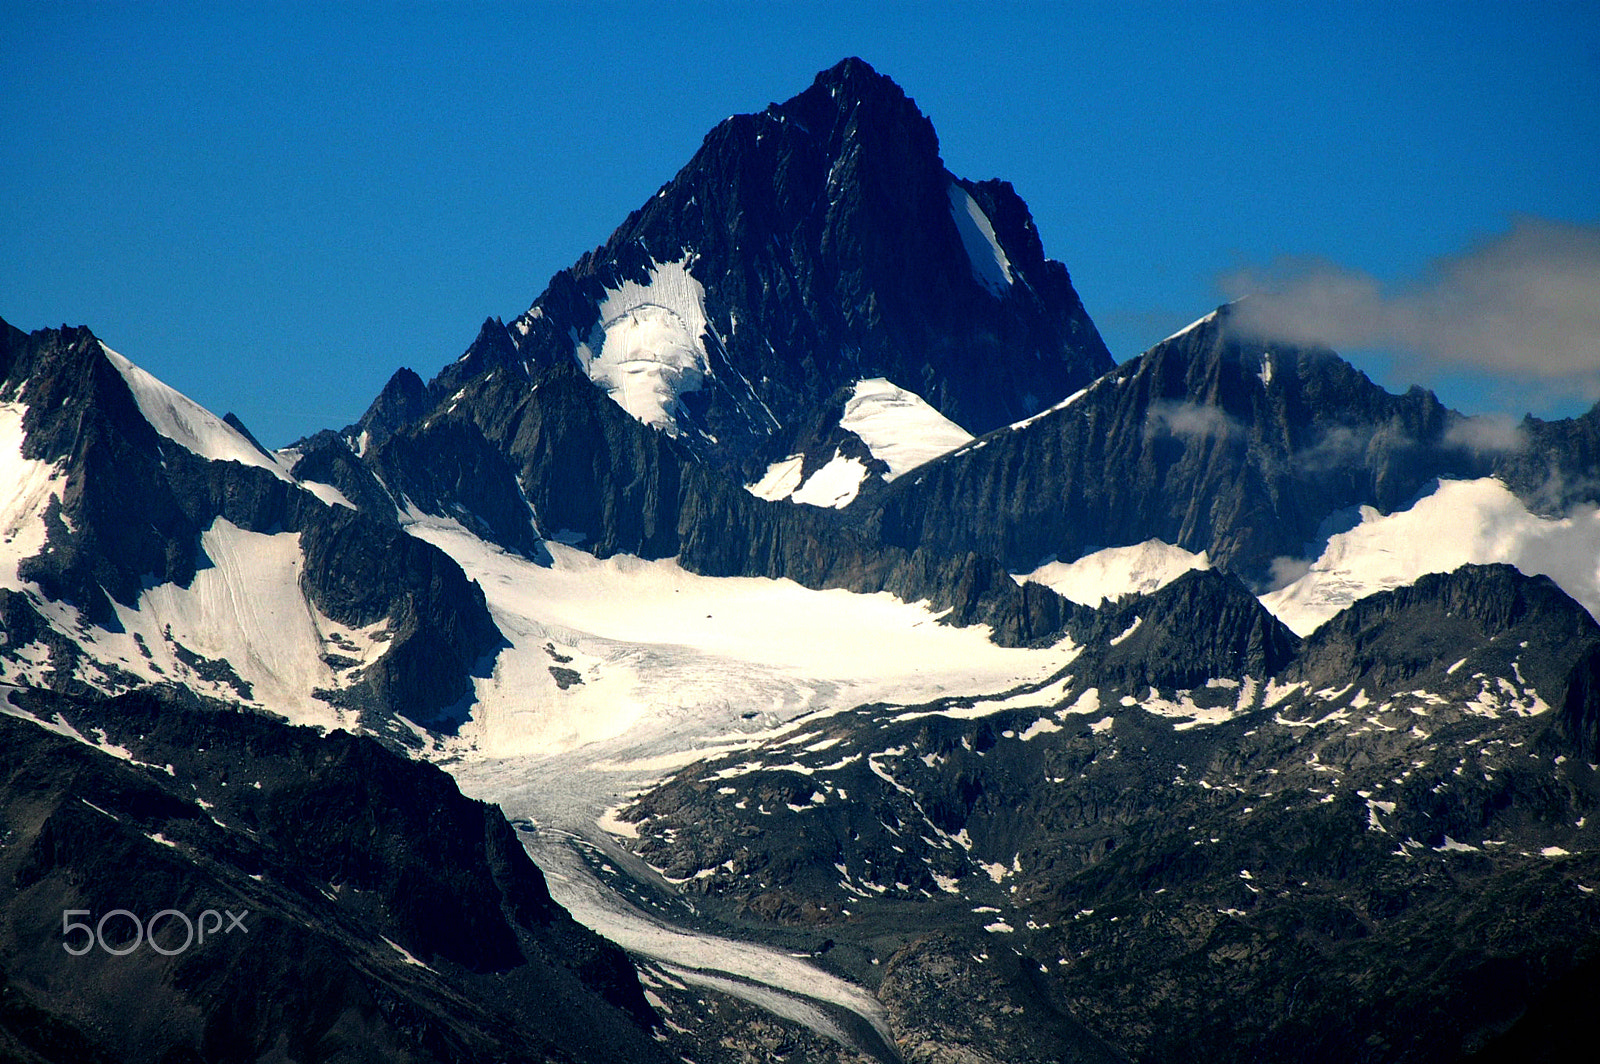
[574,255,711,435]
[3,515,370,730]
[1262,478,1600,635]
[119,520,366,728]
[1015,539,1211,606]
[404,514,1077,762]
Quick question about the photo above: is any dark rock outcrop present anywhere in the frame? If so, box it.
[355,365,432,450]
[1291,564,1600,695]
[1075,567,1302,691]
[0,687,667,1064]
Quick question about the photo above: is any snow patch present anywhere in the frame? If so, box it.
[1261,478,1600,635]
[894,660,1082,723]
[1059,686,1101,718]
[746,454,807,501]
[1018,715,1062,741]
[381,936,434,970]
[839,378,973,480]
[298,480,357,511]
[788,450,869,508]
[1110,616,1143,646]
[948,183,1013,294]
[1016,540,1210,607]
[572,255,711,435]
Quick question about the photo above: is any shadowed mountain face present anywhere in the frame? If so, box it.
[417,57,1112,476]
[0,687,666,1064]
[862,304,1510,585]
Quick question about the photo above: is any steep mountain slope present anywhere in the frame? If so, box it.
[360,57,1110,495]
[863,304,1599,595]
[0,685,666,1064]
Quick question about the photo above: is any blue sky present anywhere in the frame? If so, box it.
[4,1,1597,446]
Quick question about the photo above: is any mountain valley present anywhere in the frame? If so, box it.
[3,58,1599,1063]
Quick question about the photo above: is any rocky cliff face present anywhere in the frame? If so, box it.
[862,304,1590,586]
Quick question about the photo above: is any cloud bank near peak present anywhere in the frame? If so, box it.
[1219,217,1600,404]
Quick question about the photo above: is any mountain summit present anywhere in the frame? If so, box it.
[424,57,1110,483]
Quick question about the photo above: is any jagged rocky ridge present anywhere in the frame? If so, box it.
[616,563,1600,1062]
[863,304,1600,587]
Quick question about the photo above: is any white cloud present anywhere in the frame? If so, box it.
[1145,400,1241,442]
[1221,217,1600,401]
[1441,415,1528,454]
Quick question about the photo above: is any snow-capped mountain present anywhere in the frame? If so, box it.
[377,58,1110,485]
[864,302,1600,606]
[4,59,1600,1064]
[0,320,501,738]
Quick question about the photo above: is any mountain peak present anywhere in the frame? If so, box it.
[809,56,900,106]
[820,55,880,83]
[471,59,1109,471]
[354,365,429,447]
[776,56,939,166]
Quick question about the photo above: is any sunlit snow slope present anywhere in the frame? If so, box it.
[1261,477,1600,635]
[0,401,62,594]
[573,255,712,436]
[1015,539,1212,607]
[840,378,974,480]
[102,343,295,480]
